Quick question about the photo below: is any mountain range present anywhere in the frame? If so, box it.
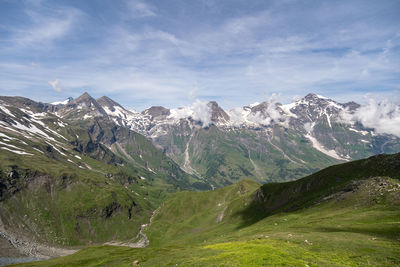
[0,92,399,264]
[46,92,400,187]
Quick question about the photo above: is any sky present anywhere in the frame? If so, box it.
[0,0,399,111]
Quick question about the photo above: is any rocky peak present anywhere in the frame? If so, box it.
[142,106,170,120]
[304,93,323,101]
[70,92,93,104]
[58,92,107,119]
[250,101,269,114]
[97,96,123,112]
[293,93,343,111]
[207,101,230,123]
[343,101,361,111]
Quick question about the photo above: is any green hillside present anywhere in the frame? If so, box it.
[0,104,205,249]
[16,153,400,266]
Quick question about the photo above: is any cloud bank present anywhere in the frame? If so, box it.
[340,97,400,137]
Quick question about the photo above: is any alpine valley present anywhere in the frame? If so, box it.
[0,92,399,266]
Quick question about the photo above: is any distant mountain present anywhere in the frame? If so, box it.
[39,92,400,188]
[89,93,398,187]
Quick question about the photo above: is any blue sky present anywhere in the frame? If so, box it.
[0,0,399,110]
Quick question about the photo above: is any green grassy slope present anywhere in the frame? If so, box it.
[68,118,208,191]
[0,114,202,248]
[18,153,400,266]
[239,152,400,226]
[160,124,342,188]
[0,143,155,246]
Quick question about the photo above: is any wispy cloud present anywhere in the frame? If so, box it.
[126,0,156,17]
[48,79,61,92]
[5,6,82,50]
[0,0,399,110]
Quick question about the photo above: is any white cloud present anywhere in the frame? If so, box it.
[126,0,156,17]
[193,100,212,126]
[48,79,61,92]
[340,97,400,137]
[228,94,288,127]
[1,1,399,111]
[168,99,211,127]
[9,7,81,49]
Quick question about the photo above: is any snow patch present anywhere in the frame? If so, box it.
[103,106,128,119]
[348,128,369,135]
[304,122,347,161]
[0,105,16,117]
[316,94,328,99]
[0,141,24,150]
[147,167,156,174]
[1,146,33,155]
[51,98,71,105]
[0,132,16,140]
[32,147,44,154]
[305,133,346,161]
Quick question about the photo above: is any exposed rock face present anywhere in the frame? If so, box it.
[38,92,398,187]
[208,101,230,123]
[57,92,107,119]
[1,91,400,188]
[96,96,123,112]
[142,106,170,120]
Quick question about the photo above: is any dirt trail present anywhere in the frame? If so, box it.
[106,208,159,248]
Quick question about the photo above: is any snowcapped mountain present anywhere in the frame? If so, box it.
[0,95,212,252]
[1,92,399,187]
[42,92,395,187]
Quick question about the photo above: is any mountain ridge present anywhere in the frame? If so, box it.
[11,92,400,187]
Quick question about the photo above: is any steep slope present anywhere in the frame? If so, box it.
[145,152,400,245]
[240,152,400,224]
[0,94,206,259]
[23,153,400,266]
[92,93,400,188]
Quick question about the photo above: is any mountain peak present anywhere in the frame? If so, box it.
[303,93,328,101]
[142,106,170,120]
[72,92,95,104]
[58,92,107,119]
[97,96,123,112]
[207,101,230,123]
